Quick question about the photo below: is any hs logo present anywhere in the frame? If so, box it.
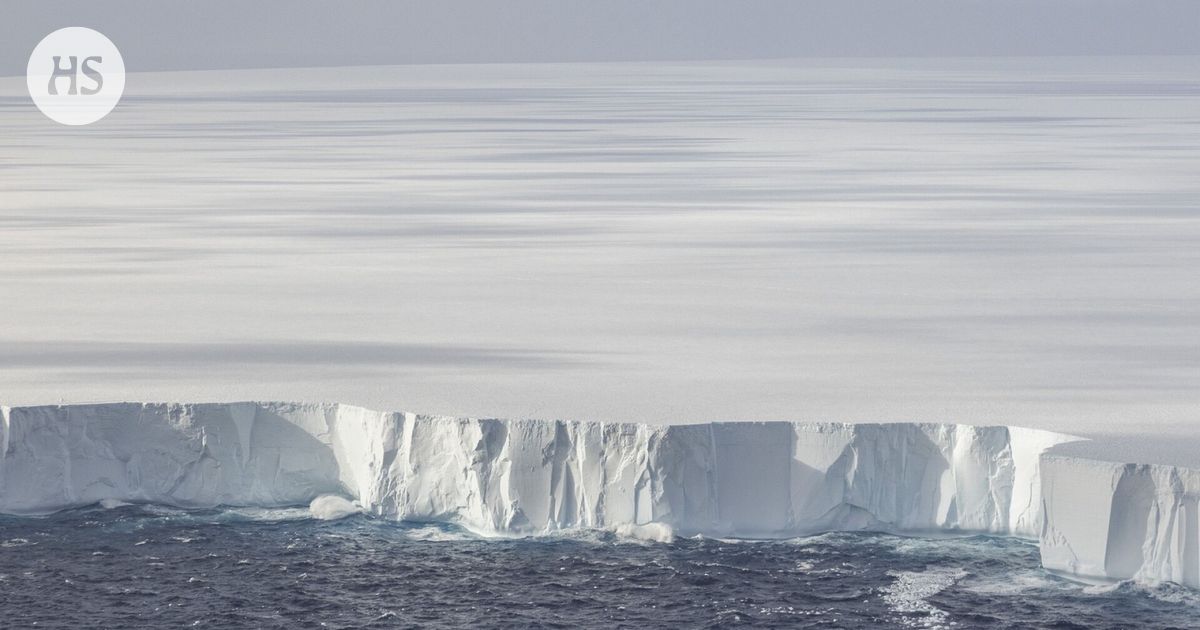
[27,27,125,126]
[48,55,105,95]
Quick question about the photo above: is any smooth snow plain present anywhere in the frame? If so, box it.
[0,59,1198,587]
[0,58,1196,439]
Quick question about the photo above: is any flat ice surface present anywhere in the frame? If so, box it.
[0,58,1197,453]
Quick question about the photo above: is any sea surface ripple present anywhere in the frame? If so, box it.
[1,505,1197,628]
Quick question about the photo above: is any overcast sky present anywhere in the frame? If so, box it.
[3,0,1199,75]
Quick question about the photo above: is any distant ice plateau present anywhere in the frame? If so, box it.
[1,401,1198,588]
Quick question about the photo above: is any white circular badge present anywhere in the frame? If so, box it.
[27,27,125,126]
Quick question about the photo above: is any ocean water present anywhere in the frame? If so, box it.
[1,506,1198,629]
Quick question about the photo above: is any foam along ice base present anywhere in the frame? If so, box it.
[0,401,1192,588]
[309,494,361,520]
[614,522,675,543]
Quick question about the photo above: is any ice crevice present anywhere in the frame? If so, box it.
[0,401,1193,588]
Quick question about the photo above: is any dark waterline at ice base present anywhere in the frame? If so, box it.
[1,506,1197,629]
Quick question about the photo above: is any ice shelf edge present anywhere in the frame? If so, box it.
[0,401,1192,588]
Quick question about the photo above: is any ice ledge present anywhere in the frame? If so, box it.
[0,401,1191,587]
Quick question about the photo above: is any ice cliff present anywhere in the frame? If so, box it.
[1039,451,1200,588]
[0,402,1193,588]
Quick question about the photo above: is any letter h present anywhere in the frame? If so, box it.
[48,55,78,95]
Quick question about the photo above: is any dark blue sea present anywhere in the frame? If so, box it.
[1,504,1197,629]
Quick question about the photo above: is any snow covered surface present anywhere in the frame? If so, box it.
[0,58,1197,438]
[4,401,1199,588]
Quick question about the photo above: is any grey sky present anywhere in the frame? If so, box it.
[2,0,1198,76]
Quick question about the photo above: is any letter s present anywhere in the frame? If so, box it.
[80,56,103,95]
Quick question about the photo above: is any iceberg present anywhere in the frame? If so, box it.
[0,401,1193,588]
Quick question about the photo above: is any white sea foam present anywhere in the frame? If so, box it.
[1082,580,1200,606]
[963,570,1060,595]
[613,522,675,544]
[403,525,477,542]
[881,568,967,629]
[217,507,315,522]
[309,495,360,521]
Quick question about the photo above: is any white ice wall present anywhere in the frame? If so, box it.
[1040,455,1200,588]
[5,401,1195,588]
[0,402,346,513]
